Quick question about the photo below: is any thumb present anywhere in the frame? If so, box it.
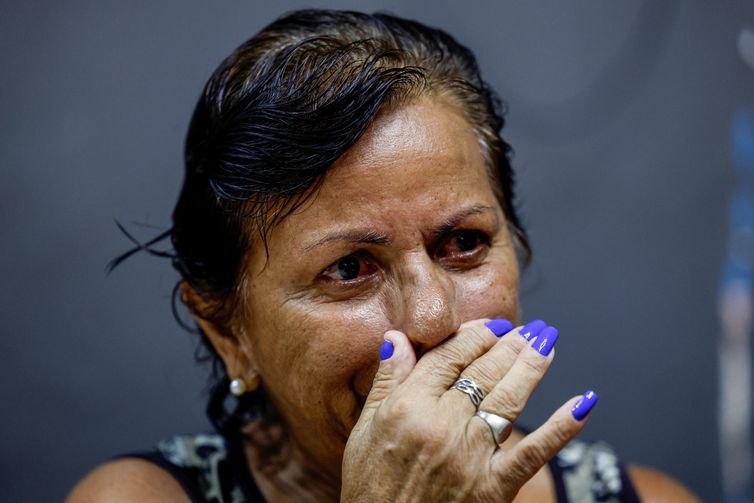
[362,330,416,415]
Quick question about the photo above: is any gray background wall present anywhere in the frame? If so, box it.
[2,1,749,501]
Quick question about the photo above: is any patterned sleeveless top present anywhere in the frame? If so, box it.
[124,433,641,502]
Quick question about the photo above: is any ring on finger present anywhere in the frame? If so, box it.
[475,410,514,444]
[451,377,486,407]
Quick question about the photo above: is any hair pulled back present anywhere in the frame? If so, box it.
[114,9,530,435]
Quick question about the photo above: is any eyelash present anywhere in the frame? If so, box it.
[434,229,491,265]
[318,230,492,286]
[319,252,378,285]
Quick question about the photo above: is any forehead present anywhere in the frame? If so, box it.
[332,96,481,176]
[263,95,499,254]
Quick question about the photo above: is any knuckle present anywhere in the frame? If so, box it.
[497,336,527,362]
[421,351,467,379]
[433,341,469,364]
[516,418,574,468]
[459,318,487,334]
[470,323,490,337]
[429,329,490,366]
[549,415,575,447]
[465,361,498,389]
[462,324,495,348]
[502,455,533,485]
[517,440,549,472]
[491,386,523,417]
[369,375,393,397]
[507,331,529,350]
[375,395,412,427]
[518,351,548,377]
[385,395,413,421]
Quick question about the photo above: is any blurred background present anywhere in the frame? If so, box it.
[2,1,752,501]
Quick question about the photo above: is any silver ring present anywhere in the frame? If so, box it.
[475,410,514,444]
[451,378,486,407]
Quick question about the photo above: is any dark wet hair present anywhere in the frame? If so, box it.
[111,9,530,436]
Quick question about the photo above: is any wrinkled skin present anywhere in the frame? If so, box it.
[64,93,702,503]
[202,95,588,501]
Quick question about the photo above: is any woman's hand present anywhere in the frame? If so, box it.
[341,319,596,503]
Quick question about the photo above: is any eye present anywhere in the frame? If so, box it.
[320,253,376,282]
[435,230,490,265]
[455,230,480,252]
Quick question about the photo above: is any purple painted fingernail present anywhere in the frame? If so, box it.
[532,326,559,356]
[380,340,394,360]
[484,318,513,337]
[520,319,546,341]
[571,390,599,420]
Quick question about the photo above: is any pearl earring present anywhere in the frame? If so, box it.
[229,378,247,396]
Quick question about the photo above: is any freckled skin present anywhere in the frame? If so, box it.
[66,97,701,503]
[238,95,519,494]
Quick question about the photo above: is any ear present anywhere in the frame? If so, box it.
[180,281,261,392]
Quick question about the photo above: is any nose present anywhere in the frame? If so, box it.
[394,253,459,355]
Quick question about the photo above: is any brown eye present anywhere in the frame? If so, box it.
[321,254,375,282]
[455,230,479,252]
[435,230,490,265]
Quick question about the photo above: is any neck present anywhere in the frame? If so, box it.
[241,418,341,502]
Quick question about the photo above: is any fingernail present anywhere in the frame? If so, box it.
[484,318,513,337]
[571,390,599,420]
[520,319,546,341]
[380,340,394,360]
[532,326,559,356]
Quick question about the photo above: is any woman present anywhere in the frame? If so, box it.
[68,9,699,502]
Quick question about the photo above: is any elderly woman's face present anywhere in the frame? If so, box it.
[240,96,519,473]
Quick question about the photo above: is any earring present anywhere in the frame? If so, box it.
[229,378,247,396]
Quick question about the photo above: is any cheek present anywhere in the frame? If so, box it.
[253,297,388,407]
[453,258,520,324]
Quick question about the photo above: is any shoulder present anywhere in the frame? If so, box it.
[65,458,191,503]
[628,464,701,503]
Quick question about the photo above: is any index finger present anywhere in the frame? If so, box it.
[407,318,514,392]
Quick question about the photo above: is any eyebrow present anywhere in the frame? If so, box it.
[429,204,498,242]
[302,204,497,252]
[303,229,390,251]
